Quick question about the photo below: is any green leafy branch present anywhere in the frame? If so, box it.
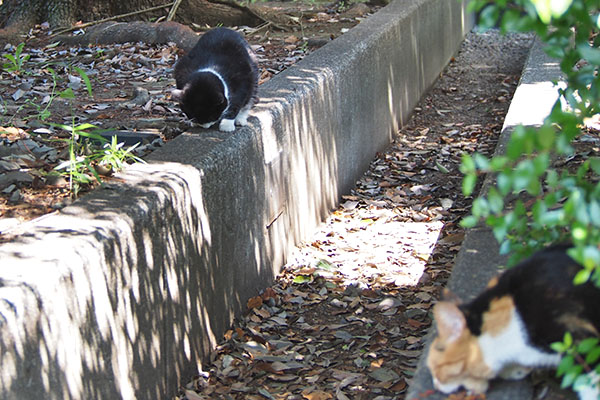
[463,0,600,396]
[462,0,600,275]
[552,333,600,393]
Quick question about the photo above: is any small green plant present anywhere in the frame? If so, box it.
[48,67,142,196]
[92,135,144,174]
[52,121,105,196]
[24,66,61,122]
[51,122,144,197]
[2,43,30,74]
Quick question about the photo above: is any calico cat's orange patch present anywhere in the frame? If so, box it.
[482,296,515,336]
[427,302,493,394]
[486,276,499,288]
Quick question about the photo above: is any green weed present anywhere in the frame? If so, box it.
[2,43,30,74]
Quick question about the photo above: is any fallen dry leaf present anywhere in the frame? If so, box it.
[247,296,263,310]
[302,390,333,400]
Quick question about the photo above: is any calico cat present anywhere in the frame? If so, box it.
[172,27,258,132]
[427,245,600,399]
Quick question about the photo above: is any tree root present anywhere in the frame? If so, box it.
[50,2,176,37]
[53,20,199,51]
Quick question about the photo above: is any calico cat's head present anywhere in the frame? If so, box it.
[172,72,227,127]
[427,300,494,394]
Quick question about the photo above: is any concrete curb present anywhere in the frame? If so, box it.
[0,2,472,399]
[405,37,563,400]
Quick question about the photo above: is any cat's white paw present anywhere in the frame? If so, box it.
[499,365,532,380]
[235,114,249,126]
[235,109,250,126]
[219,119,236,132]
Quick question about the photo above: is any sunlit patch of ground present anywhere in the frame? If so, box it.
[285,206,444,288]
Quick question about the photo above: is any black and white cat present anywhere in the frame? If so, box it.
[427,245,600,400]
[172,27,258,132]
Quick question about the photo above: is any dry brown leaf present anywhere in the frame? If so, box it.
[247,296,263,310]
[361,289,379,298]
[390,379,407,392]
[446,392,486,400]
[302,390,333,400]
[235,327,245,339]
[268,374,299,382]
[406,318,428,329]
[439,231,465,245]
[183,389,204,400]
[253,361,276,373]
[297,267,316,275]
[254,307,271,319]
[261,287,278,301]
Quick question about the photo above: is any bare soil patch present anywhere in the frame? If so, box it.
[175,30,536,400]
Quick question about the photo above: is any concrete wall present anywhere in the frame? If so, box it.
[0,1,473,398]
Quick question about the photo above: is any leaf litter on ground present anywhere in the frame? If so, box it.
[176,30,534,400]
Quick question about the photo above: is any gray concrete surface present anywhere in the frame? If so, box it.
[0,1,472,399]
[405,37,563,400]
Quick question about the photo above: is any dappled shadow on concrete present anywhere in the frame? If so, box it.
[0,164,225,399]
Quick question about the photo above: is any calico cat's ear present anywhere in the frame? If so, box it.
[171,89,184,101]
[433,301,466,343]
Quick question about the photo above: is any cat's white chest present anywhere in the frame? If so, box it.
[478,309,561,374]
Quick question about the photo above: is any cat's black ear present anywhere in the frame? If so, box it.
[441,289,462,304]
[433,301,466,342]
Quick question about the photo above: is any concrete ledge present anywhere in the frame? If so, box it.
[0,1,472,398]
[405,37,563,400]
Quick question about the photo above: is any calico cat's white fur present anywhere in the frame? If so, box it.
[427,245,600,400]
[172,27,258,132]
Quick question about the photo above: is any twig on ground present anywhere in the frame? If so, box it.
[210,0,291,31]
[247,22,272,35]
[167,0,184,21]
[51,2,176,36]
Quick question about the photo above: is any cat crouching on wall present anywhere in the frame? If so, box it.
[172,27,258,132]
[427,245,600,400]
